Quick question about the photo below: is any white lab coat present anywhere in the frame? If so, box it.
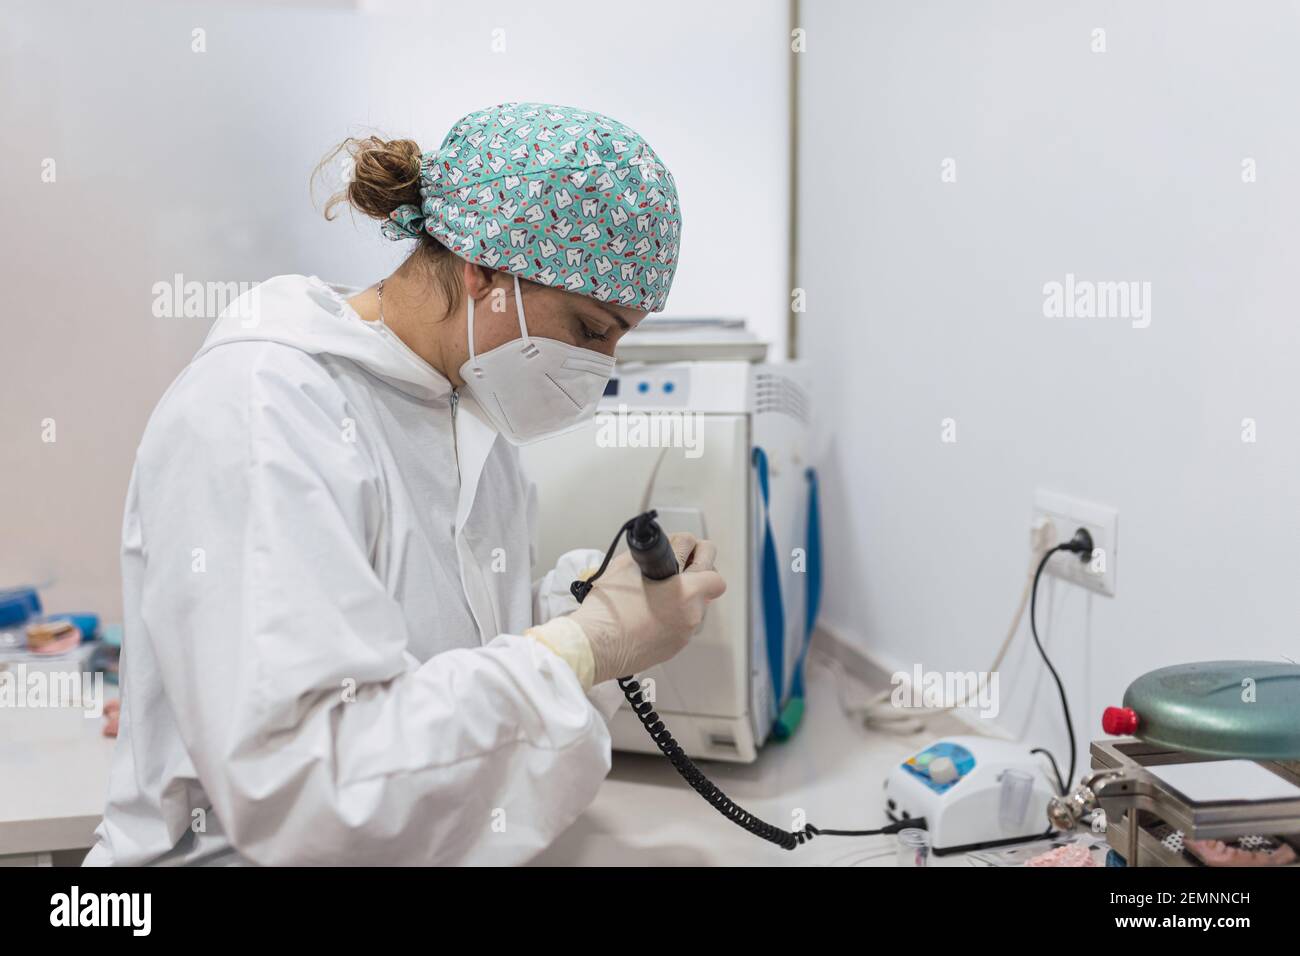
[85,275,617,866]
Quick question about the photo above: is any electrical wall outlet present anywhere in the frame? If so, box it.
[1033,490,1118,596]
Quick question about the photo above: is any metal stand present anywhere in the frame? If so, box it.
[1085,738,1300,867]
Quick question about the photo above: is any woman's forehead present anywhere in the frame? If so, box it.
[540,284,646,329]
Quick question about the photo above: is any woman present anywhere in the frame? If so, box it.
[85,102,725,866]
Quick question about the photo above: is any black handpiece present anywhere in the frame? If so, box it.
[569,511,909,850]
[626,511,680,581]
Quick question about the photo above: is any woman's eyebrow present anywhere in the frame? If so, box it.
[591,302,631,331]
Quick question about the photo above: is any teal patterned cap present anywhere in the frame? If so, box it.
[383,102,681,312]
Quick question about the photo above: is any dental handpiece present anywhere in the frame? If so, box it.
[568,510,678,606]
[626,511,679,581]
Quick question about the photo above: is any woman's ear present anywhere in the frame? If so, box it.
[461,261,498,303]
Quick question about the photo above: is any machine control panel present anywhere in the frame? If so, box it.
[601,368,691,408]
[900,741,976,794]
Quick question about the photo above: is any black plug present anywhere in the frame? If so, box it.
[1060,527,1094,561]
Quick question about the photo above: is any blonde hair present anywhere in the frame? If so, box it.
[315,135,461,306]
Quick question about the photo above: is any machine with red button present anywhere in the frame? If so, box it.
[1101,706,1138,737]
[1047,660,1300,866]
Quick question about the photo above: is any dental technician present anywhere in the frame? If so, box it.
[85,103,725,866]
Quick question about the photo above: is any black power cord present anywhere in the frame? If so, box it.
[572,512,925,851]
[1029,528,1094,796]
[1030,747,1067,796]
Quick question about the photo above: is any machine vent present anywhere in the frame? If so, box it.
[753,372,810,423]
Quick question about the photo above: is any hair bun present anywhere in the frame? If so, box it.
[320,136,422,222]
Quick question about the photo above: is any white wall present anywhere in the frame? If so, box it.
[798,0,1300,768]
[0,0,789,619]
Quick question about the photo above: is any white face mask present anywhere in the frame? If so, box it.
[458,275,616,445]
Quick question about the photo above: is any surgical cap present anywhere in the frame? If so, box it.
[383,102,682,313]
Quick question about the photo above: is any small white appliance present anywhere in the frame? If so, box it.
[884,736,1058,855]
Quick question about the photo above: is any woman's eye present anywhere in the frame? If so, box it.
[580,325,608,342]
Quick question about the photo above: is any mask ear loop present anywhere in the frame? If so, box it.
[513,274,539,358]
[465,289,482,378]
[467,275,536,379]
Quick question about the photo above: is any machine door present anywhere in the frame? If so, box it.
[520,414,750,723]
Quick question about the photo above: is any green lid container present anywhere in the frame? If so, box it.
[1123,660,1300,759]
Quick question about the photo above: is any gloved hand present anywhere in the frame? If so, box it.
[533,548,606,623]
[570,533,727,686]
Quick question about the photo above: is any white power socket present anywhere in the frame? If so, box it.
[1032,490,1118,596]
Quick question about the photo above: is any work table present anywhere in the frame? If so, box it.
[2,659,1024,866]
[0,687,117,864]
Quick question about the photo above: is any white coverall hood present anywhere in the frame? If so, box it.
[197,274,452,402]
[84,275,616,867]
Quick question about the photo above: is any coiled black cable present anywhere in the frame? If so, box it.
[617,675,812,849]
[570,514,923,851]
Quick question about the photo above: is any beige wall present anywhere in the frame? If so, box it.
[0,0,791,621]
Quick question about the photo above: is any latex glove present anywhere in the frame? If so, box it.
[530,547,626,717]
[571,533,726,686]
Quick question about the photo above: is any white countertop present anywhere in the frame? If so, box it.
[535,657,990,866]
[0,687,118,856]
[2,659,1077,866]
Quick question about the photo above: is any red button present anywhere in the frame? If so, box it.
[1102,706,1139,736]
